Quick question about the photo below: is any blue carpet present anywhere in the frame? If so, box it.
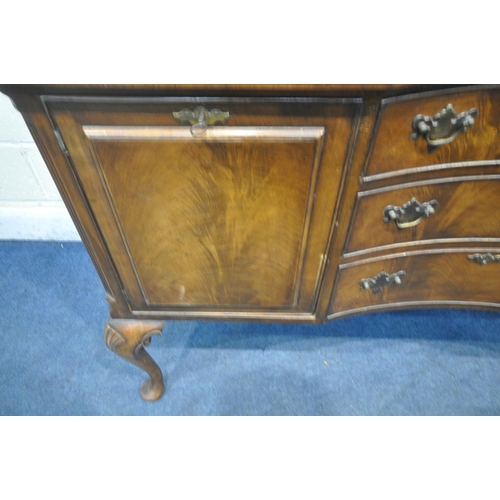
[1,241,500,415]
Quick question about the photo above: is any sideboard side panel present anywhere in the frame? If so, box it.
[7,93,132,317]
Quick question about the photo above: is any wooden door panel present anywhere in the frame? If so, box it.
[88,130,321,308]
[45,98,359,317]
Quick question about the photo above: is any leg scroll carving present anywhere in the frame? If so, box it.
[104,318,166,401]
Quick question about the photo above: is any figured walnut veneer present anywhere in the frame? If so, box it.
[3,84,500,401]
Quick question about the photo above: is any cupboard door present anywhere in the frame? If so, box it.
[46,98,359,318]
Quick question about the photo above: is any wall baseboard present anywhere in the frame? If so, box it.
[0,201,81,241]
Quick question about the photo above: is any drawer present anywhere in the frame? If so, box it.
[329,249,500,318]
[364,86,500,180]
[345,175,500,257]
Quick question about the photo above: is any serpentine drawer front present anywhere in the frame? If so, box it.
[345,176,500,257]
[329,250,500,318]
[2,84,499,401]
[364,87,500,181]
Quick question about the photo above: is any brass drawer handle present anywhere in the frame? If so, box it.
[468,253,500,265]
[411,104,479,150]
[172,106,230,136]
[360,270,406,294]
[383,198,437,229]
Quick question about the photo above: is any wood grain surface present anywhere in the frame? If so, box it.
[0,84,457,100]
[2,84,499,325]
[345,175,500,256]
[93,137,317,308]
[5,83,500,401]
[45,97,359,316]
[365,86,500,177]
[330,249,500,317]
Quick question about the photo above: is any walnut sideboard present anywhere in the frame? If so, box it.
[3,84,500,401]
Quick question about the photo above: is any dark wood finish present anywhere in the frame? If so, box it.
[0,84,458,100]
[316,99,380,320]
[104,319,166,401]
[329,249,500,318]
[44,97,359,317]
[3,93,131,317]
[2,84,499,401]
[364,86,500,178]
[345,176,500,257]
[361,160,500,187]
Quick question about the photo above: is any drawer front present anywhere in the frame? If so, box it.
[329,249,500,318]
[345,175,500,257]
[45,97,359,317]
[365,87,500,180]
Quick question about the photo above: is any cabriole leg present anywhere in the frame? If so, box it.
[104,318,166,401]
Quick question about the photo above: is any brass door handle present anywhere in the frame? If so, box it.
[383,198,437,229]
[172,106,230,136]
[360,271,406,294]
[411,104,478,150]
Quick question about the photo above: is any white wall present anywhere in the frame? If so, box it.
[0,92,80,240]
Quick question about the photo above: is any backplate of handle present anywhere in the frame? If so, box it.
[360,271,406,294]
[383,198,437,229]
[411,103,478,150]
[468,253,500,265]
[172,106,230,136]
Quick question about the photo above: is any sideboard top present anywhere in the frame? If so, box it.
[0,84,461,99]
